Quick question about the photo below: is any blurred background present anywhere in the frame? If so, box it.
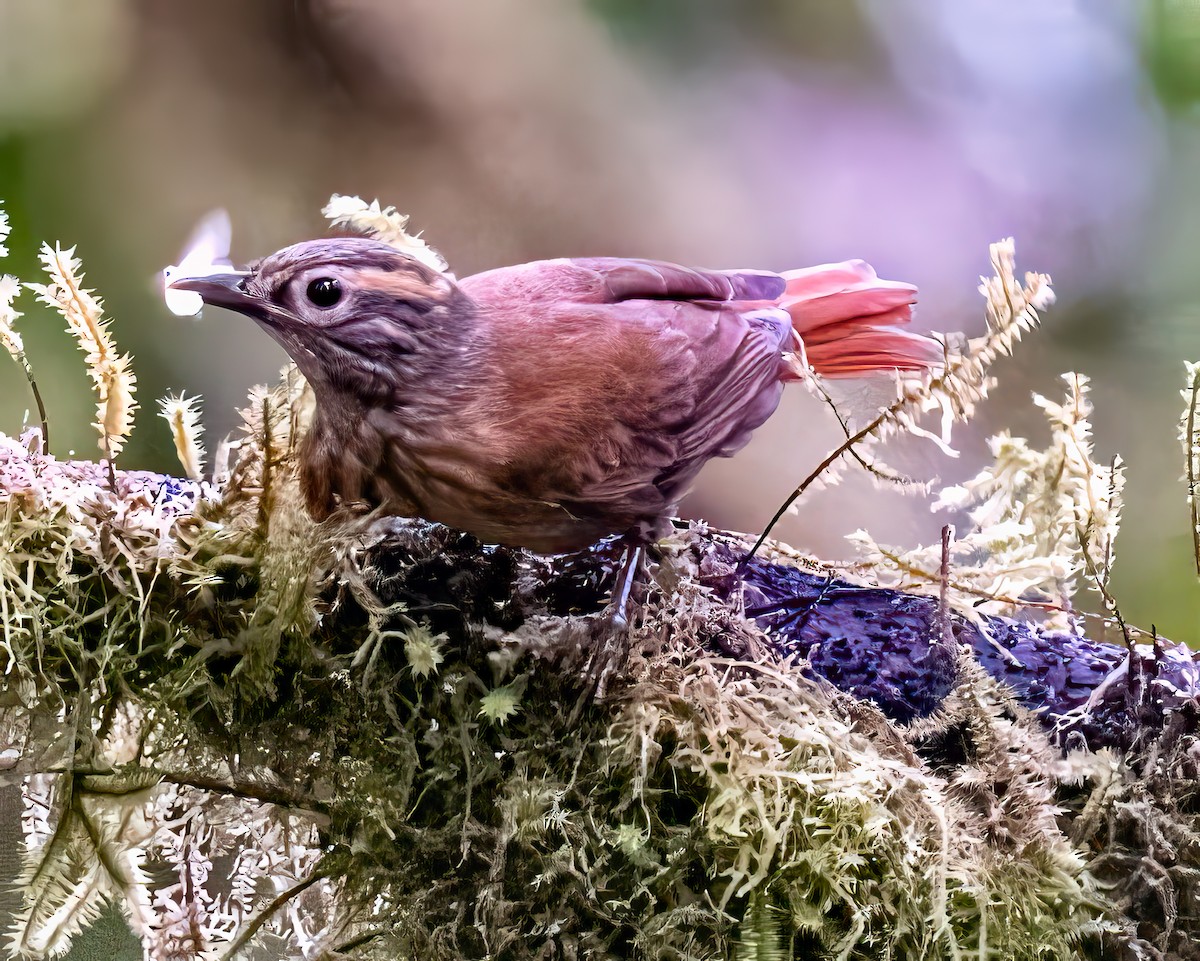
[1,0,1199,638]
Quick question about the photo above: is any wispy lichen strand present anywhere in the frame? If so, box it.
[157,392,206,481]
[26,244,137,464]
[0,273,24,358]
[9,773,157,959]
[751,238,1053,556]
[0,388,336,957]
[850,373,1125,622]
[322,194,449,273]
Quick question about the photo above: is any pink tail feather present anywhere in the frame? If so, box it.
[778,260,942,378]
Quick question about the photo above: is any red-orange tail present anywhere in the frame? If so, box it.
[779,260,942,378]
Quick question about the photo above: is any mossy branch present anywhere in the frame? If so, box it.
[1,423,1197,959]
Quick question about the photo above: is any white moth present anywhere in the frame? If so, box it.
[161,209,235,317]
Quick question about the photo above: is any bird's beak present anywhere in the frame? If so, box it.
[168,271,256,312]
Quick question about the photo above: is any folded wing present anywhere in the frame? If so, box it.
[460,258,794,525]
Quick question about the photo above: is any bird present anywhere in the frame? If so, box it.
[170,239,941,558]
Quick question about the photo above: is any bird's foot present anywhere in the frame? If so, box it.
[571,541,649,720]
[605,541,645,630]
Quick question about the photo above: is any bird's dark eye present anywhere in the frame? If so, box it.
[306,277,342,308]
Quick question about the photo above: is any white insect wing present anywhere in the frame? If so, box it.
[819,375,905,429]
[162,209,233,317]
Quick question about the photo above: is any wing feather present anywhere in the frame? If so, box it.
[460,258,791,524]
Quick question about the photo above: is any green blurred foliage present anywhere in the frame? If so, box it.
[1,134,181,470]
[1144,0,1200,108]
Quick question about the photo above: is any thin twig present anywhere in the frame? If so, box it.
[48,767,332,818]
[812,378,914,487]
[1186,372,1200,576]
[746,242,1047,565]
[843,545,1157,640]
[16,355,50,453]
[333,927,388,954]
[743,411,888,565]
[259,394,273,531]
[215,866,330,961]
[103,435,117,493]
[937,525,954,647]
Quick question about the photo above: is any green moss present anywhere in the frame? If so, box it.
[0,374,1173,959]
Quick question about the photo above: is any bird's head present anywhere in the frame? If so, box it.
[170,237,467,398]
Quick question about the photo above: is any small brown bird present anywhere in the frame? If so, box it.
[172,240,939,554]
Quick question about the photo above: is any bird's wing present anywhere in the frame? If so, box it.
[458,258,792,521]
[570,257,785,304]
[461,256,784,307]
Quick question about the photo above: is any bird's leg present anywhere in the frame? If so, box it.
[574,538,651,715]
[606,540,645,630]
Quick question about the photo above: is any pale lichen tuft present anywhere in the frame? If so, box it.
[322,194,449,274]
[849,372,1125,625]
[157,392,206,481]
[1180,360,1200,576]
[478,678,525,725]
[403,623,447,680]
[26,243,137,464]
[756,238,1053,554]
